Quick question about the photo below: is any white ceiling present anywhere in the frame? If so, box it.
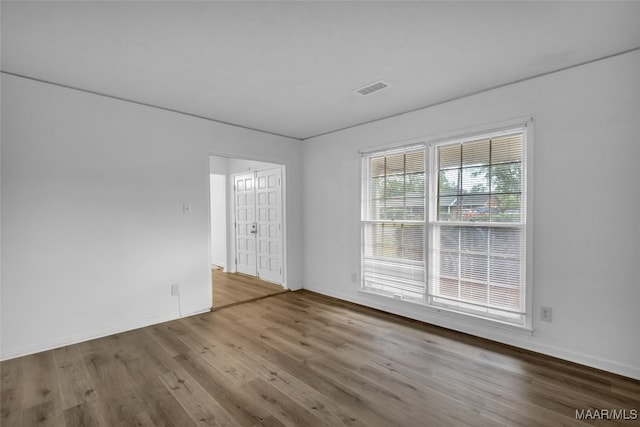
[2,1,640,140]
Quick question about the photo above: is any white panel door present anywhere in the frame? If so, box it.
[234,173,257,276]
[255,168,283,284]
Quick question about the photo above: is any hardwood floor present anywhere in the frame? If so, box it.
[211,268,287,309]
[2,290,639,426]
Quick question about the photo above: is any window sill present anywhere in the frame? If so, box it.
[358,288,533,336]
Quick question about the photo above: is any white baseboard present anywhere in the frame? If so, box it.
[0,307,211,362]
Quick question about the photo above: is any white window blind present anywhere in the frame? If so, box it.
[429,128,527,325]
[361,145,426,302]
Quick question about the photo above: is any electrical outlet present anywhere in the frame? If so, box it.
[541,306,552,322]
[171,283,180,296]
[351,272,357,283]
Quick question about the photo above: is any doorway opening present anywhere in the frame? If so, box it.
[209,155,288,309]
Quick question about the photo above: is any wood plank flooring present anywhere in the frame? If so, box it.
[2,290,639,426]
[212,268,287,309]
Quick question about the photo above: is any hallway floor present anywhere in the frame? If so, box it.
[212,268,287,309]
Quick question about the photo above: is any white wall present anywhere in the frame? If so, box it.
[0,74,303,360]
[209,155,229,175]
[209,174,227,269]
[227,158,279,175]
[302,51,640,379]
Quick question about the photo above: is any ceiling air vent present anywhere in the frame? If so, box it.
[356,80,390,95]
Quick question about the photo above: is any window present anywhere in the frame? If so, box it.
[361,145,426,302]
[361,123,530,328]
[429,127,528,326]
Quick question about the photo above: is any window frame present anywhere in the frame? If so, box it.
[360,118,533,331]
[360,143,427,302]
[425,122,533,331]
